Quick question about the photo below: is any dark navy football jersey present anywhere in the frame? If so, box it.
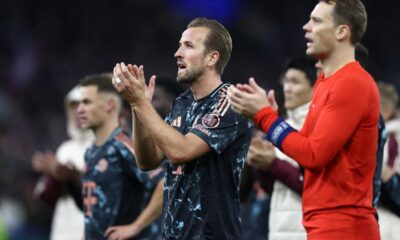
[82,127,163,240]
[163,83,253,239]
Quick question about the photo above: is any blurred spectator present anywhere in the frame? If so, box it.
[78,74,164,240]
[377,81,400,239]
[31,85,94,240]
[0,197,25,239]
[240,130,272,240]
[244,57,315,240]
[0,0,399,237]
[0,214,9,240]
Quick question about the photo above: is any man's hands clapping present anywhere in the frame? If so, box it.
[112,63,156,106]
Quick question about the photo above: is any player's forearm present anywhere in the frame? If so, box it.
[131,180,164,232]
[254,106,353,171]
[133,100,197,164]
[132,110,164,170]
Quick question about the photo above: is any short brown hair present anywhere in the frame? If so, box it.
[319,0,367,45]
[80,73,117,94]
[79,73,122,112]
[187,18,232,74]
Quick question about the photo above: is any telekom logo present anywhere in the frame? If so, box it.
[83,181,97,217]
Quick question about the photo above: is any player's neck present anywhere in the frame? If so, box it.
[93,117,119,146]
[190,71,222,100]
[321,44,355,78]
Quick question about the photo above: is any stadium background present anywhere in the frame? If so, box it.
[0,0,399,239]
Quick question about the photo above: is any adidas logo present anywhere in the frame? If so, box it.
[171,116,182,127]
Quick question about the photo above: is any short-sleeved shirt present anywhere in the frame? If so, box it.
[162,83,253,239]
[82,127,163,240]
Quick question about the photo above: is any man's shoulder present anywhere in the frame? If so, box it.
[175,88,193,102]
[85,129,134,161]
[328,63,375,95]
[112,130,135,158]
[211,83,252,123]
[113,130,132,145]
[56,139,80,156]
[170,89,194,113]
[339,62,375,85]
[210,82,230,100]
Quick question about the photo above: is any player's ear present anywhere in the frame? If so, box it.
[335,24,350,42]
[206,51,220,68]
[106,96,117,113]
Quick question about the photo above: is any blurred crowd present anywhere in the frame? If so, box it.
[0,0,399,239]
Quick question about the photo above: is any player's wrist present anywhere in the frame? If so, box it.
[265,118,295,150]
[132,97,150,111]
[129,221,144,235]
[253,106,276,131]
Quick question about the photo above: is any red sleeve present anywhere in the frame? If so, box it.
[254,107,279,130]
[254,74,372,170]
[283,75,371,169]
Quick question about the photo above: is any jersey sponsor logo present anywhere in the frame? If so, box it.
[193,124,212,136]
[202,113,220,129]
[83,181,97,217]
[171,116,182,128]
[172,165,183,175]
[97,158,108,173]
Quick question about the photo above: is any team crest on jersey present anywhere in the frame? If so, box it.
[202,113,220,129]
[97,158,108,173]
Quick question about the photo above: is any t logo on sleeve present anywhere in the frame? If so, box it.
[83,181,97,217]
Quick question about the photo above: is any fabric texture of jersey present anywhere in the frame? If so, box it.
[163,83,253,240]
[82,127,163,240]
[254,62,380,239]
